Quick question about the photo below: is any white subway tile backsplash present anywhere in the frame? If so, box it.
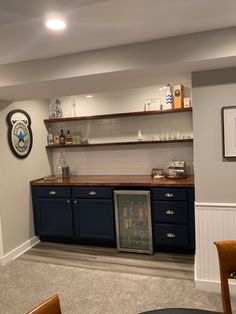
[50,83,193,176]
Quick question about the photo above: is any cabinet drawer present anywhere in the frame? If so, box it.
[152,188,187,201]
[32,186,71,198]
[153,201,188,223]
[154,224,188,247]
[72,187,113,199]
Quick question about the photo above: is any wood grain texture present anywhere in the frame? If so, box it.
[30,175,194,187]
[19,242,194,280]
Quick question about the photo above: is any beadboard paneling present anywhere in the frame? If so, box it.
[195,203,236,293]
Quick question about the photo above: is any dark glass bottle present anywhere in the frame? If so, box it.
[59,129,65,145]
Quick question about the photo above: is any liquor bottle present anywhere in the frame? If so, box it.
[47,128,54,146]
[53,130,60,145]
[65,130,72,145]
[59,129,65,145]
[165,84,173,110]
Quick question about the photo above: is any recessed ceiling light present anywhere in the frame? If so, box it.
[86,95,94,98]
[46,19,66,30]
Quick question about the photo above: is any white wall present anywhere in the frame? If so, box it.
[192,68,236,293]
[0,100,51,260]
[49,84,193,176]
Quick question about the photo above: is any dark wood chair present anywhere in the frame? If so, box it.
[140,240,236,314]
[27,294,62,314]
[214,240,236,314]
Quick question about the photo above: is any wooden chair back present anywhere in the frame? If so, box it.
[27,294,62,314]
[214,240,236,314]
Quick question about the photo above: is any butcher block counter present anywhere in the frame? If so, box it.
[30,175,194,187]
[30,175,195,253]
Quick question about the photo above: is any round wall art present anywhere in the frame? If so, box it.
[7,109,33,159]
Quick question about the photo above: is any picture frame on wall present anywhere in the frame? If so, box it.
[222,106,236,158]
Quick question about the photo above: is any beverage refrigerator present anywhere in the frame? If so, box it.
[114,190,153,254]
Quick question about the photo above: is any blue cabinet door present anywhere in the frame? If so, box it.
[73,199,115,241]
[36,198,73,238]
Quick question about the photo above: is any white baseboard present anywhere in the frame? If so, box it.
[195,279,236,295]
[0,236,39,266]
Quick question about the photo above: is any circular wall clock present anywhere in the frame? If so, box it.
[7,109,33,159]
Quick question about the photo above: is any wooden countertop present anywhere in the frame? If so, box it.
[30,175,194,187]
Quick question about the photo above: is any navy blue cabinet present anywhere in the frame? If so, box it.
[31,184,195,253]
[72,187,116,245]
[152,187,195,253]
[31,187,73,239]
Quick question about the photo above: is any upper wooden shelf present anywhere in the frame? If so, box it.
[44,107,192,123]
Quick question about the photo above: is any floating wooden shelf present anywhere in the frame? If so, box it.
[46,138,193,149]
[44,108,192,123]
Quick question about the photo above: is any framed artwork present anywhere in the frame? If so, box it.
[222,106,236,158]
[7,109,33,159]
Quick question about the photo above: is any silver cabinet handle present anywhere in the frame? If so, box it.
[165,210,175,215]
[165,192,174,198]
[166,233,176,238]
[74,200,77,204]
[49,191,56,195]
[89,191,96,196]
[67,200,70,204]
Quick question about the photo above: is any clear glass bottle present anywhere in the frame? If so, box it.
[56,153,68,178]
[47,128,54,146]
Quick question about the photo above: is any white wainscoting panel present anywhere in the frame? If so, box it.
[195,202,236,293]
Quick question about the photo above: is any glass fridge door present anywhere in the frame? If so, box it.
[114,190,153,254]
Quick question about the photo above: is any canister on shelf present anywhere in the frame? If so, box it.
[173,84,184,109]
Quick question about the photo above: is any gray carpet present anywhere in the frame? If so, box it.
[0,258,235,314]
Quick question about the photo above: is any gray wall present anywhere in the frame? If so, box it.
[192,67,236,203]
[0,100,51,255]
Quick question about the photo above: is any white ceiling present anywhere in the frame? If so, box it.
[1,0,236,65]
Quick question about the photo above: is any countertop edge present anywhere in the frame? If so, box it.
[30,175,194,187]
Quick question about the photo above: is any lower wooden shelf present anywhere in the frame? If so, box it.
[46,138,193,148]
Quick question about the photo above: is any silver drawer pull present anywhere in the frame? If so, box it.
[165,192,174,198]
[89,191,96,196]
[49,191,56,195]
[74,200,77,204]
[165,210,175,215]
[166,233,176,238]
[67,200,70,204]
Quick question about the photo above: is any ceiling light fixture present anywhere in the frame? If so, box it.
[86,95,94,98]
[46,19,66,30]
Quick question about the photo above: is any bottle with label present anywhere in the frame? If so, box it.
[59,129,65,145]
[165,84,173,110]
[53,130,60,145]
[47,128,54,146]
[65,130,72,145]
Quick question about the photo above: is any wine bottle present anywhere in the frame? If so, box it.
[165,84,173,110]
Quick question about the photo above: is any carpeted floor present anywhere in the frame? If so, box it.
[1,258,235,314]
